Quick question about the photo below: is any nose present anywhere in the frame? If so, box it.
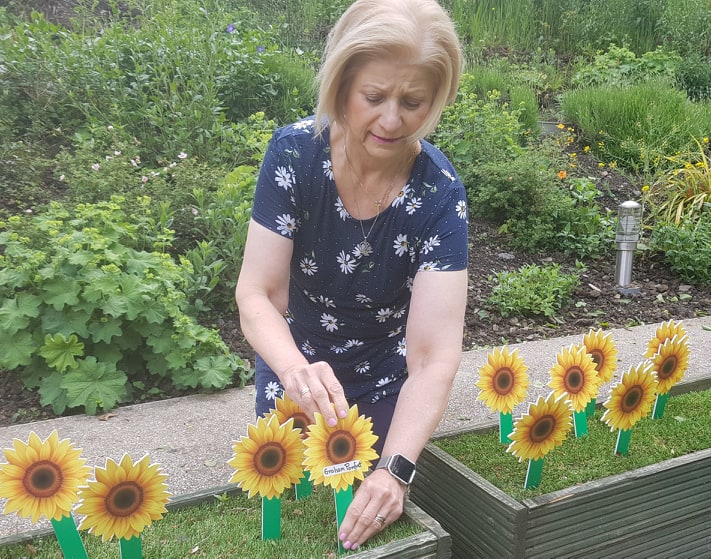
[379,100,401,132]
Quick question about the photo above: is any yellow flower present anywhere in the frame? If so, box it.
[548,345,600,412]
[303,404,378,492]
[644,319,687,358]
[228,415,304,500]
[507,393,572,462]
[556,123,565,129]
[0,431,90,523]
[270,394,312,439]
[649,335,690,394]
[77,454,170,542]
[475,346,529,414]
[582,329,618,384]
[602,362,657,431]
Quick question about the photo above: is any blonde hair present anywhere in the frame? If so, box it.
[314,0,462,139]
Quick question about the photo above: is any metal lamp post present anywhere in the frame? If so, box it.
[614,200,643,289]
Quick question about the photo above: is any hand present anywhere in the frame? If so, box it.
[281,361,349,426]
[337,469,408,551]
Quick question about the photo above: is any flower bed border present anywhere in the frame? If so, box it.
[0,483,451,559]
[410,378,711,559]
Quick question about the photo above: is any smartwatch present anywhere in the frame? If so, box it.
[375,454,416,485]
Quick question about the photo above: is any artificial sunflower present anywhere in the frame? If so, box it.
[507,393,572,462]
[548,345,600,412]
[582,329,619,384]
[650,334,690,394]
[76,454,170,542]
[269,394,312,438]
[228,414,305,500]
[303,404,378,492]
[475,346,529,414]
[644,319,687,359]
[0,431,90,523]
[601,362,657,431]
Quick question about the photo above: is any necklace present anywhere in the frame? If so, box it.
[343,142,398,255]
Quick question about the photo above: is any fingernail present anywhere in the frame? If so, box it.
[328,417,337,427]
[339,409,347,418]
[339,533,346,541]
[344,541,352,549]
[351,544,359,551]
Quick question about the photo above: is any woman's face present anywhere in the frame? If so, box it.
[343,58,434,162]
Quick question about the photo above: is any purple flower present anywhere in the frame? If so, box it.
[256,45,265,53]
[225,23,236,33]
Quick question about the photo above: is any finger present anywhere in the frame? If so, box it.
[338,495,383,551]
[325,379,349,420]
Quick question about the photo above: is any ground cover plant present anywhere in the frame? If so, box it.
[434,387,711,501]
[0,485,422,558]
[0,0,710,424]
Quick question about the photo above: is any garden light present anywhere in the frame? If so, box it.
[614,200,643,289]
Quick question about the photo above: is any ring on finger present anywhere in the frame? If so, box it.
[374,514,386,527]
[300,387,311,396]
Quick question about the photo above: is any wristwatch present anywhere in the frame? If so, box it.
[375,454,416,485]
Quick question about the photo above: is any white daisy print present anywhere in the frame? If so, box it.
[388,326,403,338]
[320,313,339,332]
[335,197,349,220]
[344,339,364,348]
[300,257,318,275]
[330,345,347,354]
[422,235,441,255]
[456,199,467,220]
[284,310,294,324]
[376,308,393,323]
[406,197,422,215]
[352,241,373,258]
[376,376,394,388]
[392,185,410,207]
[356,294,373,304]
[393,306,407,318]
[301,340,315,355]
[355,361,371,375]
[396,338,407,356]
[265,381,282,401]
[293,119,314,130]
[418,261,440,272]
[337,250,357,274]
[275,214,297,237]
[316,295,335,308]
[393,234,409,257]
[322,159,334,180]
[441,168,455,181]
[275,166,295,190]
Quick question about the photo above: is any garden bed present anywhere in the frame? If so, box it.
[410,379,711,559]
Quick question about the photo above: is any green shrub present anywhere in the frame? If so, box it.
[675,54,711,101]
[649,214,711,288]
[562,81,711,174]
[0,196,251,415]
[486,263,582,318]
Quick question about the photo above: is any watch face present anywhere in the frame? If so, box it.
[390,455,416,484]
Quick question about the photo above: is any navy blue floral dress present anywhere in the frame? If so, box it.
[252,118,469,416]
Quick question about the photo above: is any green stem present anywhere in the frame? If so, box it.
[653,392,670,419]
[573,410,588,437]
[499,412,513,443]
[119,535,142,559]
[525,458,544,489]
[586,397,596,418]
[615,429,632,457]
[50,514,88,559]
[295,469,312,500]
[334,485,354,554]
[261,496,282,540]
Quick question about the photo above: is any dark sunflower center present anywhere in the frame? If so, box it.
[658,356,678,380]
[105,481,143,517]
[292,413,309,435]
[564,367,584,393]
[23,460,63,498]
[530,415,555,443]
[254,442,287,476]
[493,368,514,395]
[621,385,643,413]
[326,430,356,463]
[590,350,603,371]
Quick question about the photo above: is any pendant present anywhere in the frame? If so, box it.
[357,240,373,255]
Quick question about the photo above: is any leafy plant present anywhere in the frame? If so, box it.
[649,214,711,288]
[650,136,711,225]
[486,263,581,318]
[0,196,251,415]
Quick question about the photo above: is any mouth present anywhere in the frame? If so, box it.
[370,133,401,145]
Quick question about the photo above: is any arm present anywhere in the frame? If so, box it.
[235,219,349,425]
[338,268,468,550]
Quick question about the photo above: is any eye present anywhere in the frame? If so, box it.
[403,99,422,110]
[365,95,383,105]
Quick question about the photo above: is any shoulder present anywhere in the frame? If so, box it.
[414,140,464,194]
[269,117,328,153]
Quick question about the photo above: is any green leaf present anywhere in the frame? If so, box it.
[39,333,85,372]
[0,331,36,369]
[43,277,81,310]
[193,355,234,389]
[38,370,70,414]
[41,307,91,339]
[0,298,31,333]
[62,357,128,415]
[88,317,124,344]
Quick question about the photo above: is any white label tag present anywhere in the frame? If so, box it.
[323,460,362,477]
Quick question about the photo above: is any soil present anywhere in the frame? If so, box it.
[2,151,710,428]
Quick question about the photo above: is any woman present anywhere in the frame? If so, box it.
[235,0,467,550]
